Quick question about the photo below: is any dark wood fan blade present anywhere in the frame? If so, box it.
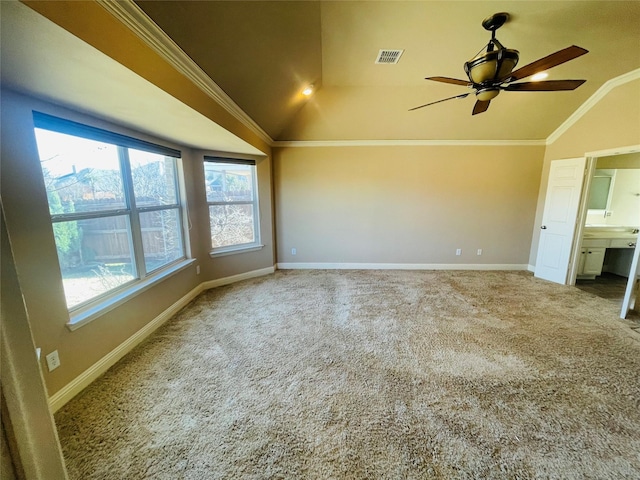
[505,80,586,91]
[503,46,588,82]
[409,93,471,111]
[425,76,472,86]
[472,100,491,115]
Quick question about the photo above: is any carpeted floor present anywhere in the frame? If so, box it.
[55,270,640,479]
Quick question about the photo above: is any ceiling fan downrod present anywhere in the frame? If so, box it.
[465,12,519,87]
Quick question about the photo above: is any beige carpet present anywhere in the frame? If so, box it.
[55,270,640,479]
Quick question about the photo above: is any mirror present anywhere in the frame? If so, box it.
[585,153,640,226]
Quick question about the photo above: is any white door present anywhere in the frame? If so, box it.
[535,158,586,284]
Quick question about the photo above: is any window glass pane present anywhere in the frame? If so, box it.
[129,149,178,207]
[35,128,126,214]
[209,204,255,248]
[204,162,254,203]
[53,215,136,308]
[140,209,184,272]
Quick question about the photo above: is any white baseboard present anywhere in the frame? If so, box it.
[277,262,529,271]
[527,264,536,273]
[48,266,275,412]
[201,266,275,289]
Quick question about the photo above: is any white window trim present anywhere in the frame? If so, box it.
[209,243,264,258]
[67,258,195,330]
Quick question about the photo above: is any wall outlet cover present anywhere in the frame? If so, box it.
[46,350,61,372]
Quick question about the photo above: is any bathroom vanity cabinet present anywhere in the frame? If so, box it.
[577,228,638,279]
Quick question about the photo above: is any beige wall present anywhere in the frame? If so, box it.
[529,78,640,265]
[1,208,68,478]
[274,144,544,267]
[1,90,275,398]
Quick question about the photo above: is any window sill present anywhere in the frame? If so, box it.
[66,258,196,331]
[209,244,264,258]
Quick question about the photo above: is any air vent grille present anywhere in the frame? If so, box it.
[375,49,404,64]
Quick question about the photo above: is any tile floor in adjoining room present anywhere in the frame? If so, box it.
[576,272,640,327]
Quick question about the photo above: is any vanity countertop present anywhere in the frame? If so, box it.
[582,226,638,241]
[583,232,638,240]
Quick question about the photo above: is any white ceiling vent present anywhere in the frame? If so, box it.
[375,49,404,64]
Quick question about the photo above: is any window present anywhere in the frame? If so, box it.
[204,157,261,254]
[588,169,616,212]
[33,112,186,311]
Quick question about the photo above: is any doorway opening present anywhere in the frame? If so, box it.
[571,148,640,320]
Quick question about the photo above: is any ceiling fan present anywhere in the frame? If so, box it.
[410,12,588,115]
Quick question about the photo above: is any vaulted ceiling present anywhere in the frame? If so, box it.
[2,1,639,148]
[135,1,640,141]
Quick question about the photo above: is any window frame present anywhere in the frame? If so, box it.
[204,156,262,256]
[33,112,193,329]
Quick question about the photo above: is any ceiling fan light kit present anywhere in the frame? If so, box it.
[475,88,500,102]
[465,48,520,84]
[411,12,588,115]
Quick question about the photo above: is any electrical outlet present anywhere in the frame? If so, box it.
[46,350,60,372]
[291,247,297,255]
[196,265,200,275]
[477,249,483,256]
[456,248,462,256]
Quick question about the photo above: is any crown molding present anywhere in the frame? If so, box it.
[546,68,640,145]
[272,139,546,148]
[97,0,273,146]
